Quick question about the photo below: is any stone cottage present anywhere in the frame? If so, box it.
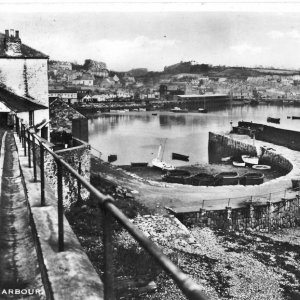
[0,29,49,139]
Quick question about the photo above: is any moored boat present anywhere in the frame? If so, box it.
[214,172,240,186]
[292,116,300,120]
[232,161,246,167]
[152,142,175,171]
[185,173,215,186]
[108,154,117,163]
[172,152,189,161]
[170,107,188,113]
[252,165,271,170]
[198,108,208,113]
[250,99,259,105]
[267,117,280,124]
[240,172,264,185]
[242,155,259,166]
[162,169,191,184]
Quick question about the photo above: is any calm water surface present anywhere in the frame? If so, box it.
[88,104,300,166]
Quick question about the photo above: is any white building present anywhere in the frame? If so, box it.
[49,89,78,104]
[0,29,49,139]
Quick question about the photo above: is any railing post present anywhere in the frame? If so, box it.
[23,126,27,156]
[28,131,31,168]
[56,159,64,252]
[40,141,45,206]
[32,134,37,182]
[102,204,115,300]
[77,162,82,203]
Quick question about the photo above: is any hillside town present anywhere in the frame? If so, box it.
[49,59,300,105]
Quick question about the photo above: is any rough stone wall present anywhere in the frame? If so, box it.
[43,140,90,211]
[0,58,49,125]
[176,196,300,232]
[50,98,86,133]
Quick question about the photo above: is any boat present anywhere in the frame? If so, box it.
[214,172,240,186]
[170,107,188,113]
[131,162,148,167]
[162,170,191,184]
[185,173,215,186]
[221,156,232,162]
[267,117,280,124]
[252,165,271,170]
[152,141,175,171]
[241,155,259,166]
[172,152,189,161]
[292,116,300,120]
[108,154,117,163]
[240,172,264,185]
[198,108,208,113]
[232,161,246,167]
[152,113,158,116]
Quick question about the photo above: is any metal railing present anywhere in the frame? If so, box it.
[201,186,300,210]
[16,119,209,300]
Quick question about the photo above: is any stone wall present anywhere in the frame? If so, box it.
[238,121,300,152]
[44,137,90,211]
[173,196,300,232]
[208,132,293,172]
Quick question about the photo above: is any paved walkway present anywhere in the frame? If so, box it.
[0,131,45,299]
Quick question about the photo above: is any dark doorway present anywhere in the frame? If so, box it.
[0,112,8,128]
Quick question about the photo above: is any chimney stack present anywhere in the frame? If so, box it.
[4,29,22,56]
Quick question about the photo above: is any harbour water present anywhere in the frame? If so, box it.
[88,103,300,166]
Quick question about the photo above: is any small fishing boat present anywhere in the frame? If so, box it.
[233,161,246,167]
[152,113,158,116]
[214,172,240,186]
[131,162,148,167]
[152,141,175,171]
[172,152,189,161]
[170,107,188,113]
[108,154,117,163]
[242,155,259,166]
[185,173,215,186]
[292,116,300,120]
[240,172,264,185]
[221,156,232,162]
[198,108,208,113]
[267,117,280,124]
[162,170,191,184]
[252,165,271,170]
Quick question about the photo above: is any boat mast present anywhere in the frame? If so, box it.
[161,138,167,161]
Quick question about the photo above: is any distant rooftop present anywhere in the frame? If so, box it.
[178,94,228,98]
[0,29,48,59]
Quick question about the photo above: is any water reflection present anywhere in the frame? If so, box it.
[89,104,300,165]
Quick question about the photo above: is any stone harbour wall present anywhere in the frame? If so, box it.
[44,138,90,211]
[174,196,300,232]
[208,132,293,172]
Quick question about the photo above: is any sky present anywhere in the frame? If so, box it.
[1,3,300,71]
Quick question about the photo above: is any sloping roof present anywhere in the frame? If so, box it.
[0,33,48,59]
[0,86,48,112]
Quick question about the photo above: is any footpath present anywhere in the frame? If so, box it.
[0,130,45,299]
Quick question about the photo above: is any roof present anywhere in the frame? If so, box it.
[0,32,48,59]
[0,86,48,112]
[178,94,228,98]
[49,90,78,94]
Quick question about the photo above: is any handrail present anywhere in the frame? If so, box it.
[16,118,209,300]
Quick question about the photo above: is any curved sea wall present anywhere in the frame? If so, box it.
[170,131,300,232]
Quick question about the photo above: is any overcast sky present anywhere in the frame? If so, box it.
[1,4,300,71]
